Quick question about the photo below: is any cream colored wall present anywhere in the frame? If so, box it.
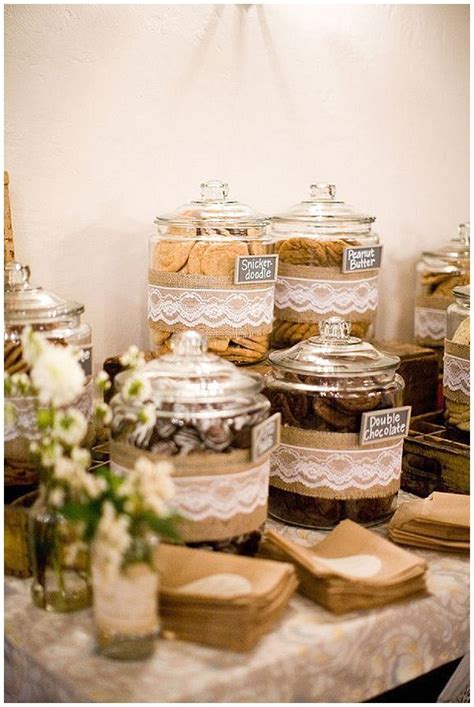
[5,4,469,368]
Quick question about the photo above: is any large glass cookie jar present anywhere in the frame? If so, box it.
[271,184,380,348]
[4,261,93,470]
[263,317,407,529]
[109,330,273,555]
[414,223,470,349]
[444,285,470,441]
[149,180,273,364]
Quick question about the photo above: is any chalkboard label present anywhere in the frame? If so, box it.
[252,412,281,460]
[342,245,383,273]
[234,254,279,284]
[77,345,93,377]
[360,406,411,446]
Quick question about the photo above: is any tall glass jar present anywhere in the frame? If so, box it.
[264,317,406,529]
[271,184,380,348]
[110,330,273,555]
[414,223,470,350]
[149,180,273,364]
[4,261,93,474]
[444,285,470,441]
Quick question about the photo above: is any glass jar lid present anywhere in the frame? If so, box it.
[154,180,270,230]
[272,183,375,231]
[4,261,84,325]
[423,222,470,262]
[269,317,400,378]
[453,284,470,305]
[132,331,263,405]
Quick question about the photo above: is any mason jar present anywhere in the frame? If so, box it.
[414,223,470,349]
[444,285,470,441]
[4,261,93,472]
[263,317,407,529]
[271,183,380,348]
[148,180,274,364]
[109,330,274,555]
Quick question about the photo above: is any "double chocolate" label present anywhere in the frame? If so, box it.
[252,412,281,461]
[359,406,411,446]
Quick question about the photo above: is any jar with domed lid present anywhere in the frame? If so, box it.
[4,261,93,472]
[443,285,470,441]
[263,317,408,529]
[148,180,274,364]
[414,223,470,349]
[271,183,380,348]
[109,330,276,555]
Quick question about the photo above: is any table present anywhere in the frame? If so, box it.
[5,493,470,703]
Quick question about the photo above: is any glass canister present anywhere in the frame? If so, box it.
[4,261,93,470]
[444,285,470,440]
[263,317,407,529]
[109,330,275,555]
[414,223,470,349]
[148,180,274,364]
[271,184,380,348]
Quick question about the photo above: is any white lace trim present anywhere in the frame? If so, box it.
[414,307,447,341]
[148,284,274,330]
[271,440,403,491]
[274,275,378,315]
[4,383,94,442]
[444,354,470,397]
[111,458,270,522]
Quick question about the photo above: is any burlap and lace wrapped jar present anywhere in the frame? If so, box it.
[148,180,273,364]
[4,261,93,475]
[110,330,274,555]
[414,223,470,349]
[444,285,470,442]
[264,317,406,529]
[271,184,380,348]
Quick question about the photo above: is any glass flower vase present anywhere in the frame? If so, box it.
[28,488,92,612]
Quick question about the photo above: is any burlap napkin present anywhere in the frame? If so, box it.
[389,492,470,552]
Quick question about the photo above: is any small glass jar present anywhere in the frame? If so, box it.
[444,285,470,440]
[414,223,470,349]
[149,180,273,364]
[4,261,93,472]
[110,330,271,554]
[271,184,380,348]
[263,317,405,529]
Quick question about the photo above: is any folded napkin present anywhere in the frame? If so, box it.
[156,544,298,651]
[260,520,428,614]
[389,492,470,552]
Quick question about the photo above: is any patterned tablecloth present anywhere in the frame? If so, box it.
[4,493,470,703]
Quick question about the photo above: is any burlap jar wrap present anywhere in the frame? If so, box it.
[443,339,470,435]
[414,294,452,347]
[270,426,403,501]
[111,441,270,543]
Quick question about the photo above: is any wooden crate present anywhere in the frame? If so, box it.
[401,412,470,497]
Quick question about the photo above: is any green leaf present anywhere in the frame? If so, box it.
[139,511,182,543]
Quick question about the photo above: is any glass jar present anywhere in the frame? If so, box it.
[109,330,272,554]
[4,261,93,471]
[414,223,470,349]
[271,184,380,348]
[264,317,406,529]
[444,285,470,440]
[149,180,273,364]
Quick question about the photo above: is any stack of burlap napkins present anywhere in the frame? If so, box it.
[259,520,428,614]
[389,492,469,552]
[156,544,298,651]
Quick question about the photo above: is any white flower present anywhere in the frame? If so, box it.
[49,487,65,508]
[64,540,87,567]
[121,374,151,403]
[10,372,32,396]
[31,346,86,407]
[21,326,47,367]
[134,457,175,516]
[93,502,131,580]
[54,408,88,446]
[120,345,145,370]
[40,441,63,468]
[94,401,112,426]
[95,371,111,393]
[71,446,91,469]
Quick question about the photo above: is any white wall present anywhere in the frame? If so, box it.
[5,4,470,369]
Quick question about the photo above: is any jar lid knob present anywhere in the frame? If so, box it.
[170,330,208,356]
[320,316,351,341]
[458,222,470,244]
[200,180,229,201]
[310,183,336,200]
[4,261,31,289]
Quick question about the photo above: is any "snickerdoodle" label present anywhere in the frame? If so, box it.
[359,406,411,446]
[234,254,279,284]
[342,245,383,273]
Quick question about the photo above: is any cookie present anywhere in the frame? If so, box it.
[152,241,194,272]
[187,242,210,275]
[200,242,249,277]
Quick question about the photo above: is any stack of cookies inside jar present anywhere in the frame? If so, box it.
[270,183,381,348]
[443,285,470,442]
[148,180,275,365]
